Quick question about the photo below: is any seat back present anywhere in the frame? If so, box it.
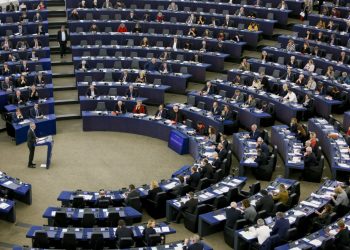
[99,49,107,56]
[128,196,142,212]
[104,72,113,81]
[213,195,228,209]
[196,178,211,191]
[90,233,104,249]
[237,23,245,30]
[108,88,117,96]
[54,211,68,227]
[114,60,122,69]
[62,232,77,250]
[176,54,184,61]
[146,234,161,246]
[180,66,188,74]
[219,89,227,98]
[197,101,206,110]
[107,212,120,227]
[119,237,134,248]
[72,196,85,208]
[267,12,274,20]
[33,231,49,248]
[170,17,177,23]
[156,41,163,47]
[153,78,162,85]
[96,102,107,112]
[250,182,261,195]
[187,95,196,106]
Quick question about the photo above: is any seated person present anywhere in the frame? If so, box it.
[135,70,147,83]
[144,57,158,71]
[70,8,80,20]
[28,85,39,101]
[256,137,269,156]
[261,51,269,63]
[116,23,128,32]
[332,186,349,208]
[102,0,113,8]
[183,234,204,250]
[245,95,256,108]
[295,74,306,86]
[140,37,149,47]
[231,89,244,103]
[169,105,184,123]
[271,212,290,241]
[225,202,243,228]
[12,108,24,123]
[1,77,13,92]
[32,37,42,49]
[156,11,164,22]
[221,105,233,120]
[124,184,141,206]
[119,70,129,82]
[154,104,168,119]
[159,62,172,74]
[242,199,257,223]
[132,100,146,114]
[79,60,90,71]
[30,103,44,119]
[16,74,28,87]
[115,219,134,243]
[12,90,25,105]
[216,143,227,161]
[167,1,178,11]
[337,72,350,85]
[283,89,298,103]
[148,180,162,201]
[125,85,139,99]
[238,58,250,71]
[312,204,333,231]
[272,184,289,206]
[186,166,201,189]
[176,192,198,223]
[86,85,98,97]
[255,190,274,215]
[210,101,221,116]
[199,158,214,179]
[201,81,216,95]
[143,219,159,246]
[89,23,99,33]
[114,100,126,114]
[252,77,263,90]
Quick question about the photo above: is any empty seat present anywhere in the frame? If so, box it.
[76,27,83,33]
[80,40,88,46]
[146,52,154,58]
[83,76,92,83]
[163,29,170,35]
[100,14,109,20]
[62,232,77,250]
[130,52,138,58]
[148,28,155,34]
[170,17,177,23]
[126,39,134,46]
[267,13,274,20]
[180,66,188,74]
[197,101,206,110]
[96,102,107,112]
[35,65,43,72]
[115,14,121,20]
[111,40,118,45]
[96,63,104,69]
[95,40,103,46]
[131,60,139,69]
[82,51,90,57]
[99,49,107,56]
[114,60,122,69]
[104,72,113,81]
[156,41,163,47]
[219,90,227,97]
[187,95,196,106]
[114,51,122,57]
[86,13,94,20]
[104,27,112,33]
[272,70,280,78]
[237,23,245,30]
[108,88,117,96]
[33,231,49,248]
[153,78,162,85]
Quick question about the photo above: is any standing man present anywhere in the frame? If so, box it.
[27,122,37,168]
[57,25,69,58]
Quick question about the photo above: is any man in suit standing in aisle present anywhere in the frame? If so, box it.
[57,25,69,58]
[27,122,37,168]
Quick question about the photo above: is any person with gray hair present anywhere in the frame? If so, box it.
[183,234,203,249]
[249,218,270,245]
[271,212,290,240]
[225,202,243,228]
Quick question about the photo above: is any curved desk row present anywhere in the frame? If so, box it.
[0,21,48,37]
[0,70,53,84]
[228,68,343,119]
[0,34,49,48]
[293,24,350,46]
[166,176,247,221]
[0,47,51,62]
[70,31,248,57]
[0,58,51,73]
[75,68,191,94]
[198,177,297,237]
[5,97,55,117]
[187,91,271,129]
[344,111,350,130]
[276,212,350,250]
[0,10,48,23]
[77,81,169,105]
[271,125,304,178]
[73,56,210,82]
[67,6,282,30]
[43,206,142,226]
[308,118,350,180]
[212,78,306,124]
[79,96,148,113]
[0,171,32,204]
[309,14,349,32]
[235,179,340,250]
[263,46,350,75]
[72,45,228,72]
[0,198,15,222]
[232,132,259,176]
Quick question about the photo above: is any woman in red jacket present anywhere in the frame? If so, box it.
[117,23,128,33]
[133,100,146,114]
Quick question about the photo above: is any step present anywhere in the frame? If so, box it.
[54,85,76,91]
[48,21,67,29]
[56,114,81,120]
[52,61,73,66]
[52,76,75,86]
[55,99,79,105]
[47,5,66,11]
[54,89,78,100]
[52,64,74,74]
[50,47,72,54]
[51,53,73,62]
[47,11,67,18]
[46,0,66,7]
[55,103,81,117]
[53,72,75,78]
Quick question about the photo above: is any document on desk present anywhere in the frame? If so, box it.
[154,227,161,233]
[239,231,256,240]
[0,203,10,209]
[213,214,226,221]
[163,182,177,190]
[300,200,319,208]
[309,239,322,247]
[161,226,170,232]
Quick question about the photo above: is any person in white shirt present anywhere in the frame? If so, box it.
[304,59,315,73]
[167,1,178,11]
[171,37,178,50]
[249,219,270,245]
[186,13,196,25]
[306,76,316,90]
[284,89,298,103]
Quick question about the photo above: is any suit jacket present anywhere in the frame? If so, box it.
[221,110,233,120]
[86,88,99,97]
[28,90,39,101]
[12,113,24,123]
[271,218,290,240]
[211,106,221,116]
[125,189,140,205]
[57,30,69,43]
[183,242,204,250]
[186,172,201,188]
[30,107,43,118]
[125,89,139,98]
[249,130,261,141]
[27,128,36,147]
[225,207,243,228]
[217,148,228,161]
[148,187,162,201]
[282,72,295,82]
[34,75,46,85]
[115,103,126,114]
[212,158,221,169]
[115,226,133,241]
[169,110,184,123]
[133,105,146,114]
[232,93,244,102]
[259,142,269,157]
[201,85,216,95]
[182,198,198,213]
[154,109,168,119]
[200,163,214,179]
[334,228,350,249]
[143,227,157,246]
[12,94,25,104]
[144,62,158,71]
[304,152,317,168]
[255,194,274,214]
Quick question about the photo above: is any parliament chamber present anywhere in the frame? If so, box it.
[1,0,350,249]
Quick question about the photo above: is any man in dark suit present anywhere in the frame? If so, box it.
[169,105,184,123]
[216,143,228,161]
[271,212,290,241]
[125,85,139,99]
[27,122,37,168]
[255,189,274,215]
[333,219,350,249]
[282,66,295,82]
[154,104,168,119]
[57,25,69,58]
[115,219,134,243]
[114,101,127,114]
[170,175,185,198]
[304,146,317,168]
[201,81,216,95]
[257,137,269,157]
[210,101,221,116]
[186,166,201,189]
[183,234,204,250]
[12,90,25,105]
[124,184,141,208]
[144,57,159,72]
[225,202,243,228]
[159,62,172,74]
[200,158,214,179]
[176,191,198,223]
[30,103,43,119]
[249,124,261,141]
